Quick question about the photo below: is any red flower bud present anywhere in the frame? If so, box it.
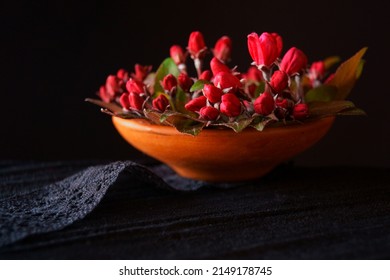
[170,45,186,65]
[220,93,241,117]
[203,84,223,103]
[162,74,177,92]
[178,73,194,92]
[117,69,129,80]
[106,75,122,98]
[309,61,326,81]
[188,31,206,59]
[271,33,283,58]
[254,92,275,116]
[152,94,170,112]
[199,70,212,81]
[280,47,308,76]
[132,64,152,81]
[185,96,207,112]
[270,70,289,93]
[119,93,130,109]
[247,32,278,68]
[245,66,263,82]
[129,92,144,110]
[213,35,232,63]
[126,79,144,94]
[210,57,231,76]
[213,72,242,93]
[99,85,111,103]
[275,98,289,109]
[199,106,220,121]
[293,103,309,120]
[324,73,335,84]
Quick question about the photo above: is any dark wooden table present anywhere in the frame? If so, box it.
[0,161,389,259]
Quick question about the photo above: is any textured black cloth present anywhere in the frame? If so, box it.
[0,161,389,259]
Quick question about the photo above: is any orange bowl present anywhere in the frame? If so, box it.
[112,116,335,182]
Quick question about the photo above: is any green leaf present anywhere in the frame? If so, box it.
[308,100,358,117]
[174,87,190,114]
[250,116,274,131]
[254,82,265,98]
[143,109,163,124]
[337,107,367,116]
[154,58,180,94]
[328,47,367,100]
[157,110,206,135]
[190,79,210,92]
[323,56,341,70]
[212,117,254,133]
[305,85,338,103]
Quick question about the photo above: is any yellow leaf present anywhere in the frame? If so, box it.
[329,47,367,100]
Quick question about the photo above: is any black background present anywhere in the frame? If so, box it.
[1,0,389,167]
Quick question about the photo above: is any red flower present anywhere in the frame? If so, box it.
[247,32,278,68]
[162,74,177,92]
[271,33,283,58]
[178,73,194,92]
[199,106,220,120]
[309,61,326,81]
[188,31,207,59]
[280,47,308,75]
[220,93,241,117]
[254,92,275,116]
[275,98,290,109]
[132,64,152,81]
[203,84,223,103]
[126,79,144,94]
[119,93,130,109]
[245,66,263,82]
[324,73,335,84]
[210,57,231,76]
[213,36,232,63]
[117,69,129,80]
[129,92,144,110]
[199,70,212,81]
[99,85,111,103]
[213,72,242,93]
[270,70,289,93]
[185,96,207,112]
[170,45,186,65]
[106,75,122,98]
[152,95,170,112]
[293,103,309,120]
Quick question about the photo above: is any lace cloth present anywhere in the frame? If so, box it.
[0,161,238,248]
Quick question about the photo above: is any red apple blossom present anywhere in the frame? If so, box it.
[213,72,242,93]
[293,103,309,120]
[178,73,193,92]
[254,92,275,116]
[199,70,212,81]
[247,32,278,68]
[170,45,186,65]
[203,84,223,103]
[200,106,220,120]
[153,95,170,112]
[185,96,207,112]
[210,57,231,76]
[126,79,144,94]
[270,70,289,93]
[220,93,241,117]
[213,36,232,63]
[188,31,206,59]
[162,74,177,92]
[280,47,308,75]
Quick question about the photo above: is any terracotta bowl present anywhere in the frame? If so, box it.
[112,116,335,182]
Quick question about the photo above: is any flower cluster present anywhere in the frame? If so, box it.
[89,31,366,135]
